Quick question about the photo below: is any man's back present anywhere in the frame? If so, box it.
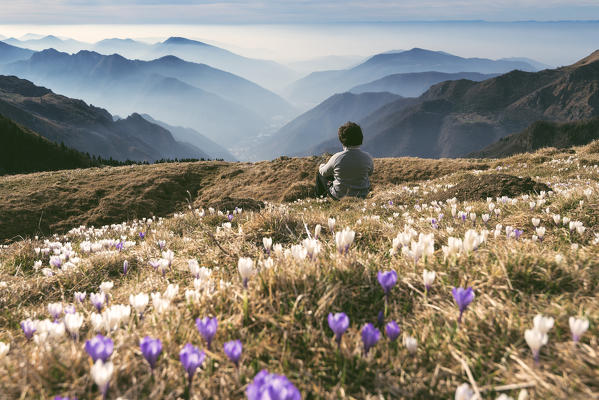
[319,147,374,199]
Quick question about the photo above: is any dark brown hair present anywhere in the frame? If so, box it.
[337,121,363,147]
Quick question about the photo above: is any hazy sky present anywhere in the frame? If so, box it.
[1,0,599,24]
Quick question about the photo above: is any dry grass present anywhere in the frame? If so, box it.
[0,146,597,399]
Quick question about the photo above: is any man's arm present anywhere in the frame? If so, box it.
[319,154,338,178]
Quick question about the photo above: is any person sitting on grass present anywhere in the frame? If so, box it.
[315,121,374,200]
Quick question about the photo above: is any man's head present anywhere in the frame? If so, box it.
[338,122,363,147]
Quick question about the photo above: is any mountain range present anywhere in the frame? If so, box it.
[349,71,498,97]
[308,50,599,158]
[0,41,34,64]
[285,48,543,109]
[0,49,295,151]
[2,35,298,91]
[0,75,206,162]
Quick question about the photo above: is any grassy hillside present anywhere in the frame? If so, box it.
[0,114,95,175]
[0,156,488,242]
[470,118,599,158]
[0,143,597,398]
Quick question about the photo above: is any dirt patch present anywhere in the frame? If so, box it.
[431,173,550,202]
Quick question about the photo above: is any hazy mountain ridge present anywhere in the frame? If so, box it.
[0,75,206,162]
[140,114,237,161]
[0,41,34,64]
[286,48,541,108]
[2,35,298,91]
[0,49,292,149]
[253,91,406,159]
[350,71,498,97]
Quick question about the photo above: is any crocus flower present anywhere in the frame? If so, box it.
[115,241,124,251]
[90,292,106,312]
[196,317,218,349]
[263,237,273,254]
[569,317,589,342]
[74,291,86,303]
[228,214,234,222]
[90,359,113,400]
[140,336,162,370]
[452,287,475,323]
[246,370,301,400]
[327,312,349,347]
[149,259,160,270]
[85,334,114,362]
[139,232,145,240]
[335,227,355,254]
[64,312,84,340]
[533,314,554,334]
[404,336,418,354]
[422,269,436,292]
[377,270,397,295]
[238,257,255,288]
[385,321,401,341]
[361,323,380,356]
[179,343,205,384]
[123,260,129,275]
[524,328,547,363]
[223,340,243,366]
[0,342,10,358]
[20,319,36,340]
[455,383,474,400]
[48,302,63,320]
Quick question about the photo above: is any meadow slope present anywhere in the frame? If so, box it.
[0,144,598,399]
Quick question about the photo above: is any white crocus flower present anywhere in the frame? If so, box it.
[0,342,10,358]
[569,317,589,342]
[314,224,322,239]
[328,218,336,233]
[525,328,548,361]
[99,281,114,293]
[422,269,436,291]
[188,259,200,278]
[531,218,540,227]
[455,383,474,400]
[64,312,84,339]
[263,237,273,252]
[335,227,355,254]
[290,244,307,261]
[129,293,149,316]
[552,214,561,224]
[238,257,255,288]
[533,314,554,334]
[91,359,113,396]
[404,336,418,354]
[163,284,179,300]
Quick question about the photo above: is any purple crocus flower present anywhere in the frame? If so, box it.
[228,214,234,222]
[139,232,145,240]
[377,310,384,326]
[123,260,129,275]
[140,336,162,370]
[85,334,114,362]
[385,321,401,341]
[247,370,301,400]
[327,312,349,347]
[195,317,218,349]
[431,218,438,229]
[377,270,398,295]
[90,292,105,312]
[179,343,205,384]
[223,340,243,366]
[115,241,124,251]
[361,323,380,356]
[452,287,475,323]
[149,259,160,270]
[20,320,36,340]
[514,229,523,239]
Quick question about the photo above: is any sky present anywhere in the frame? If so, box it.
[1,0,599,24]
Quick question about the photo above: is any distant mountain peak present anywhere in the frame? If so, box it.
[163,36,211,47]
